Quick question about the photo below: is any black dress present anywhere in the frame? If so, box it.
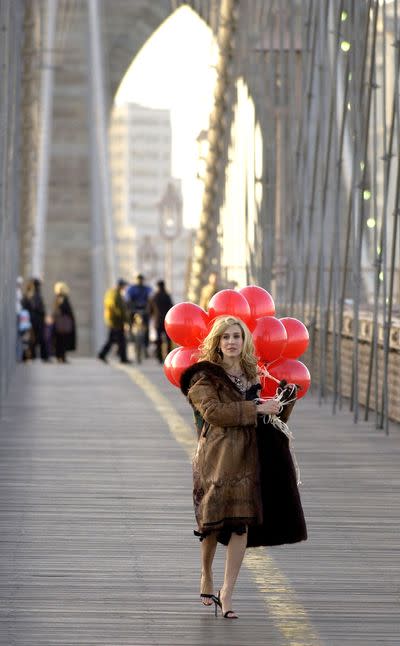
[217,384,307,548]
[52,295,77,361]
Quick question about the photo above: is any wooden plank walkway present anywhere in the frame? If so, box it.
[0,358,399,646]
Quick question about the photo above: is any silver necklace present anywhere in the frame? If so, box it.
[226,371,247,393]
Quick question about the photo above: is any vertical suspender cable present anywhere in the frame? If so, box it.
[187,0,239,303]
[352,0,376,423]
[299,0,317,325]
[377,1,392,429]
[326,0,345,413]
[87,0,116,286]
[382,3,400,434]
[87,0,116,351]
[31,0,57,278]
[365,44,380,422]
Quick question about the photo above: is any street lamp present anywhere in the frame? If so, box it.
[138,235,158,281]
[158,182,182,294]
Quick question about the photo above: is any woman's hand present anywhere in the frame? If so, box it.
[256,399,281,416]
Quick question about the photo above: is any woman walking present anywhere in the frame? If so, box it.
[180,315,307,618]
[21,278,48,361]
[52,282,77,363]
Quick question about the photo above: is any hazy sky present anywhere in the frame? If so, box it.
[114,5,217,229]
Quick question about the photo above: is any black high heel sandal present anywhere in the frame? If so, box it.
[200,593,214,606]
[213,590,238,619]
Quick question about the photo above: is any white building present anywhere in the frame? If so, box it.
[109,102,191,301]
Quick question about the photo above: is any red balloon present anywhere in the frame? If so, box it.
[165,302,209,347]
[171,346,199,387]
[208,290,252,327]
[252,316,287,363]
[163,347,181,386]
[279,317,309,359]
[239,285,276,319]
[261,358,311,399]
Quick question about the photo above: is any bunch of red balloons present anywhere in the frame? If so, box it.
[163,286,311,399]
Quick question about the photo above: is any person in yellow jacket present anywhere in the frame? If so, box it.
[97,279,131,364]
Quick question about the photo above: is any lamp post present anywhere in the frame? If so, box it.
[138,235,158,281]
[159,182,182,294]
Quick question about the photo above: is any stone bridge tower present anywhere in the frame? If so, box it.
[26,0,174,354]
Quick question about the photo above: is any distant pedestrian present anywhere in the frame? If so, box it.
[199,272,219,311]
[52,282,77,363]
[16,277,33,362]
[21,278,49,361]
[131,313,147,364]
[16,276,23,314]
[148,280,173,363]
[18,308,32,361]
[98,279,131,364]
[126,274,152,354]
[16,276,25,361]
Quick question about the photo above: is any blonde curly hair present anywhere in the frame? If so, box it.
[197,315,258,380]
[54,281,69,296]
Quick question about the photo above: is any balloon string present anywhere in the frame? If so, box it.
[259,385,302,486]
[259,364,281,385]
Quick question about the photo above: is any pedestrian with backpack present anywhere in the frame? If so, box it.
[126,274,152,356]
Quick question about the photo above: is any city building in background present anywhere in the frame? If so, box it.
[109,102,191,301]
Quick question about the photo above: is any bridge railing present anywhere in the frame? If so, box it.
[300,308,400,430]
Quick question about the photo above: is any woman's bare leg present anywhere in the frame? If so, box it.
[200,533,218,604]
[220,529,247,616]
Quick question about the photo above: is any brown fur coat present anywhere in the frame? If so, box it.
[181,361,307,547]
[181,361,263,537]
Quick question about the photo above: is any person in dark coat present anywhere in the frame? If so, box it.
[180,315,307,619]
[21,278,49,361]
[52,282,77,363]
[148,280,173,363]
[126,274,152,354]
